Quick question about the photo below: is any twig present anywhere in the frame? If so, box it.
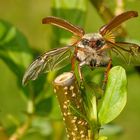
[115,0,124,15]
[9,116,32,140]
[53,72,91,140]
[0,126,8,140]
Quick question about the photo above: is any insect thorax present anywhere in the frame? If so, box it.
[76,33,109,68]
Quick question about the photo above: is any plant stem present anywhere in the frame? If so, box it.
[0,126,8,140]
[53,72,92,140]
[9,115,33,140]
[115,0,124,15]
[80,83,100,140]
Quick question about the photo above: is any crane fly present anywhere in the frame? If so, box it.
[22,11,140,87]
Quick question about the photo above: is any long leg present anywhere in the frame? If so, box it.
[71,56,84,82]
[71,55,76,71]
[78,63,83,82]
[102,59,112,90]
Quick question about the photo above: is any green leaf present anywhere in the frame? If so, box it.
[80,81,99,131]
[31,117,52,136]
[0,20,33,82]
[98,136,108,140]
[98,66,127,125]
[0,20,48,99]
[51,0,87,45]
[85,81,104,99]
[35,97,53,116]
[100,124,123,136]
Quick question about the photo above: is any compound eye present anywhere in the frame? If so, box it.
[96,39,105,48]
[96,40,102,46]
[82,39,89,46]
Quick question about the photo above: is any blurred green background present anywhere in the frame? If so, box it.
[0,0,140,140]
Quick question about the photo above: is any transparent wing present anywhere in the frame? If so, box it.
[22,46,73,85]
[106,41,140,66]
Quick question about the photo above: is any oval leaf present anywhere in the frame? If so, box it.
[98,66,127,125]
[0,20,33,80]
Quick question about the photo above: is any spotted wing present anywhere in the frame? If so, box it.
[106,41,140,66]
[22,46,73,85]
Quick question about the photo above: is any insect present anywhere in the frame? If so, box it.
[22,11,140,87]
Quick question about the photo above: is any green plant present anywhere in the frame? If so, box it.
[0,0,139,140]
[52,66,127,140]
